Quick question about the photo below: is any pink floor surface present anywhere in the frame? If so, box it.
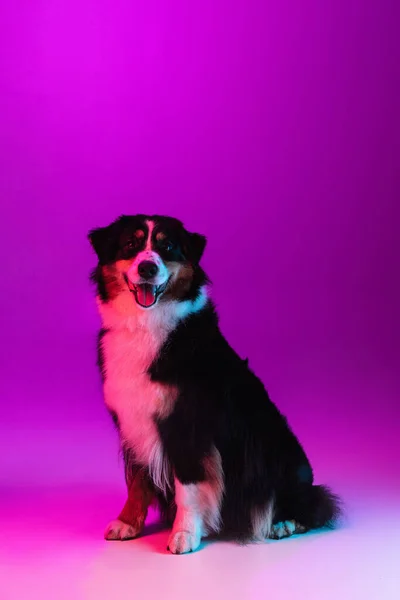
[1,378,399,600]
[1,484,399,600]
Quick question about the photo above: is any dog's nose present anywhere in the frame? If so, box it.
[138,260,159,280]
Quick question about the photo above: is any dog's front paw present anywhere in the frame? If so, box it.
[167,530,201,554]
[104,519,141,541]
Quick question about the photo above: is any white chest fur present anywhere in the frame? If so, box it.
[98,288,208,493]
[101,312,177,492]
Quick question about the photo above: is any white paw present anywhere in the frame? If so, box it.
[167,530,201,554]
[104,519,140,541]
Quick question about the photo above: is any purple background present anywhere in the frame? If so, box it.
[1,0,399,519]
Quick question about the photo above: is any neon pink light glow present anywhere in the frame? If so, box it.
[0,0,398,598]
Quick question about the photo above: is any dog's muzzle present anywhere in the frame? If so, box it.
[124,274,170,308]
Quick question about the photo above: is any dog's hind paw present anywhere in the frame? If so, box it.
[269,520,307,539]
[104,519,141,541]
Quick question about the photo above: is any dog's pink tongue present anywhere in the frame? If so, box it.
[136,284,156,307]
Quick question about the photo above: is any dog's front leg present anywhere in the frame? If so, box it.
[157,391,222,554]
[167,449,224,554]
[167,478,204,554]
[105,467,154,541]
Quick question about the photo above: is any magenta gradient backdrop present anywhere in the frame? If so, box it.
[1,0,399,509]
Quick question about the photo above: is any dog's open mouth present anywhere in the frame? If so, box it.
[125,277,170,308]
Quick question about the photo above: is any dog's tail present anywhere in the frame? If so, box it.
[295,484,342,530]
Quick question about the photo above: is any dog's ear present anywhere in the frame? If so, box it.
[186,232,207,264]
[88,223,118,264]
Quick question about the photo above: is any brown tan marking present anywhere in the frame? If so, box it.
[105,467,154,540]
[163,262,195,300]
[100,260,134,299]
[118,467,154,531]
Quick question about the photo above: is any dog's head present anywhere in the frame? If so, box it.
[88,215,207,310]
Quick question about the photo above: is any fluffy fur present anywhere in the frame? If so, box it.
[88,214,341,554]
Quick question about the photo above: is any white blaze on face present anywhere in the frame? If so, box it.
[145,220,154,251]
[126,220,169,287]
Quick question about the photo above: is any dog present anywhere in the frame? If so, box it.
[88,214,340,554]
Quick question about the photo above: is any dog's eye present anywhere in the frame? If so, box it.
[120,240,137,256]
[159,240,174,252]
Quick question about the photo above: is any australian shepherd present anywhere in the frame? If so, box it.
[88,214,340,554]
